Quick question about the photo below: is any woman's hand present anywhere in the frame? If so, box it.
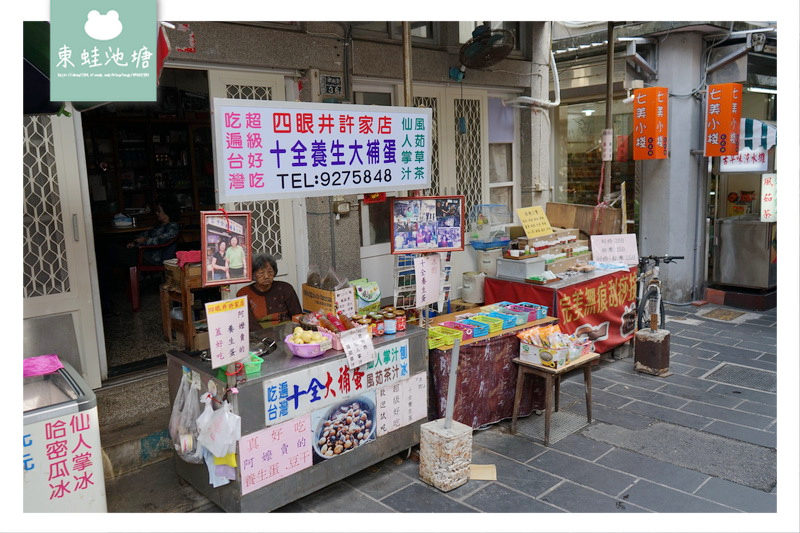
[128,236,145,247]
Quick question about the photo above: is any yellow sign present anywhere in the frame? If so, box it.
[206,297,246,315]
[516,206,553,238]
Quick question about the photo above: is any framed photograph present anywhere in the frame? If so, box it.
[201,211,253,287]
[390,196,465,254]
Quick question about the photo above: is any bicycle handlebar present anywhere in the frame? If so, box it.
[638,255,685,265]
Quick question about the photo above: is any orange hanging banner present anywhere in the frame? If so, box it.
[704,82,742,157]
[632,87,669,160]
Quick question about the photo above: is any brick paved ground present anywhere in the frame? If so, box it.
[107,303,792,530]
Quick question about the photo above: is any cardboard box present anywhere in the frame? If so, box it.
[301,284,356,315]
[164,259,202,288]
[519,342,568,368]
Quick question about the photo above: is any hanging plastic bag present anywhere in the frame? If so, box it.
[197,399,241,458]
[168,371,204,464]
[321,267,349,291]
[307,263,322,288]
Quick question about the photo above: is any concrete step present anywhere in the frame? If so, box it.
[96,368,175,480]
[106,453,220,513]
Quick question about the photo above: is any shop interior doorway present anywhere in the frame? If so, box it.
[82,68,219,378]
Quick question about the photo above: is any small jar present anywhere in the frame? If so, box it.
[374,317,385,336]
[394,310,407,331]
[383,313,397,334]
[357,318,373,336]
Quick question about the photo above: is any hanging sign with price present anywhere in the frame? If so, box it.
[205,296,250,369]
[339,325,376,369]
[516,206,553,238]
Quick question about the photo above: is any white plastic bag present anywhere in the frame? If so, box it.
[168,371,203,464]
[197,399,241,458]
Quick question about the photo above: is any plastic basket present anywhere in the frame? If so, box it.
[485,311,517,329]
[512,302,549,320]
[428,325,464,346]
[439,321,474,340]
[469,238,510,251]
[479,301,515,314]
[458,319,489,337]
[497,306,530,326]
[244,353,264,375]
[503,305,539,323]
[469,314,503,333]
[427,335,447,350]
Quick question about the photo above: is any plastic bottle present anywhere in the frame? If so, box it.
[326,312,347,332]
[317,316,340,333]
[337,312,356,331]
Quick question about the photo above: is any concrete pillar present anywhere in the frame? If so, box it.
[639,31,706,302]
[522,22,553,208]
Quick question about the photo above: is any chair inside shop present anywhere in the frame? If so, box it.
[128,232,181,311]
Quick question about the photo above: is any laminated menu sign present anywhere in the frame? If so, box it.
[414,254,441,307]
[238,415,313,495]
[339,325,376,369]
[516,206,553,238]
[590,234,639,265]
[205,296,250,369]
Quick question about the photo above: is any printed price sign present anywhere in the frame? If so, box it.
[516,206,553,238]
[239,415,313,495]
[214,98,432,202]
[205,296,250,369]
[414,254,441,307]
[590,234,639,265]
[339,325,376,369]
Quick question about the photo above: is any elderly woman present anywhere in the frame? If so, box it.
[236,253,302,330]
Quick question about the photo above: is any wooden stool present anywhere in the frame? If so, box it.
[511,352,600,446]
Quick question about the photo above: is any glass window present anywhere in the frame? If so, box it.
[354,91,392,106]
[355,88,395,246]
[554,100,635,228]
[353,22,435,44]
[488,143,514,213]
[362,198,392,246]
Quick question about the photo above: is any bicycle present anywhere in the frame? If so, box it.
[636,255,684,331]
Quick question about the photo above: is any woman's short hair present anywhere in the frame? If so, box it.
[157,196,181,222]
[252,253,278,275]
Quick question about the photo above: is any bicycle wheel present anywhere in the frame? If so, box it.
[637,286,665,330]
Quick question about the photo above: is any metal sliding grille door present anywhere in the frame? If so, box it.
[224,84,283,259]
[414,95,441,197]
[23,116,70,297]
[454,97,483,217]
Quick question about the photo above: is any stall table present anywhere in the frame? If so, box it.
[484,268,638,354]
[428,308,557,429]
[167,322,428,512]
[511,352,600,446]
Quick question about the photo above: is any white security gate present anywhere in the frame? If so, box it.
[23,108,104,388]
